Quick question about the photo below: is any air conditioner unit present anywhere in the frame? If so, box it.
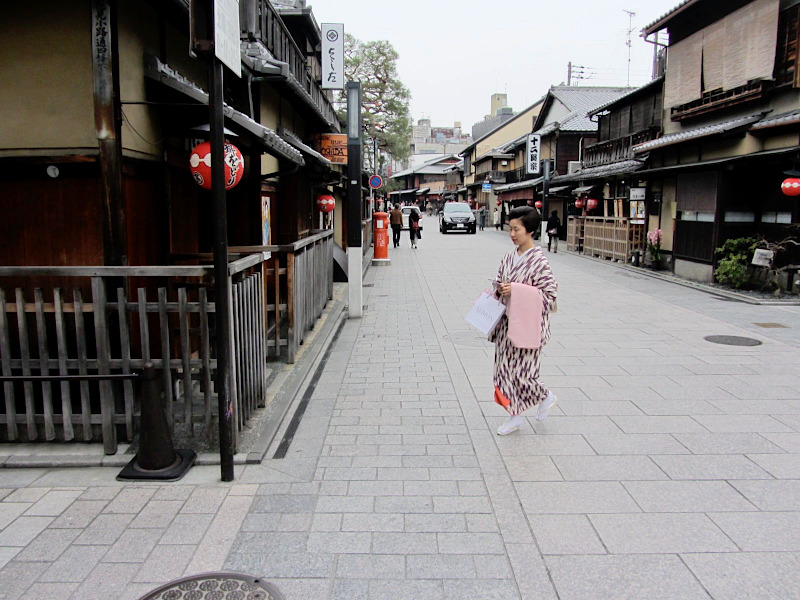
[568,161,582,174]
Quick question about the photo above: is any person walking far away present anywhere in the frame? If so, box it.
[408,207,421,249]
[491,206,558,435]
[390,204,403,248]
[493,207,501,231]
[479,205,487,231]
[547,210,561,253]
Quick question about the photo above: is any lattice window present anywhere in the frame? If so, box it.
[775,4,800,88]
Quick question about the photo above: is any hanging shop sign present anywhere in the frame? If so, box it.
[321,23,345,90]
[316,134,348,164]
[629,188,646,201]
[526,134,541,175]
[214,0,242,77]
[189,141,244,190]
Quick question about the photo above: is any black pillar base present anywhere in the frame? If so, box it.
[117,448,196,482]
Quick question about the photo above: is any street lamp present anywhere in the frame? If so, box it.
[346,82,363,318]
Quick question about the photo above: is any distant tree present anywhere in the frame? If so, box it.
[337,34,412,169]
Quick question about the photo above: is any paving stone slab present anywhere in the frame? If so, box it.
[682,552,800,600]
[545,554,711,600]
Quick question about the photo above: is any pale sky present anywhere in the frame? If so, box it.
[311,0,680,132]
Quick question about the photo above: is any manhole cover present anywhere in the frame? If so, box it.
[443,333,488,347]
[137,573,284,600]
[704,335,763,347]
[754,322,788,329]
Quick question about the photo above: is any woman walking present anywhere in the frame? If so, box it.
[491,206,558,435]
[408,208,421,249]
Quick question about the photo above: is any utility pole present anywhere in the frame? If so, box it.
[567,61,572,86]
[346,82,363,319]
[624,9,636,87]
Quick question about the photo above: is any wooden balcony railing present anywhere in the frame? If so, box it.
[567,216,645,261]
[0,231,334,451]
[241,0,338,126]
[583,130,658,168]
[473,170,506,183]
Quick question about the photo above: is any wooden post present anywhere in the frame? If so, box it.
[91,0,127,270]
[92,277,117,454]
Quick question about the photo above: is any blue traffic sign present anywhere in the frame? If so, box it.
[482,183,492,192]
[369,174,383,189]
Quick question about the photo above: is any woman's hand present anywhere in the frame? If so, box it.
[498,283,512,298]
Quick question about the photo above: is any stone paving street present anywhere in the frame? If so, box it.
[1,227,800,599]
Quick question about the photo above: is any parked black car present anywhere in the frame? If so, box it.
[439,202,476,234]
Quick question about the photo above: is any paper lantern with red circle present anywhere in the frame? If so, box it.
[535,200,543,210]
[189,141,244,190]
[781,178,800,196]
[317,194,335,213]
[575,197,586,209]
[586,198,599,211]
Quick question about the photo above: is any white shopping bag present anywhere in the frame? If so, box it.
[465,291,506,336]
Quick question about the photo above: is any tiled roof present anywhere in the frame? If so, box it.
[633,114,765,153]
[589,78,665,116]
[494,177,544,193]
[550,160,645,183]
[644,0,699,35]
[391,154,460,179]
[750,109,800,131]
[144,55,304,166]
[534,86,634,136]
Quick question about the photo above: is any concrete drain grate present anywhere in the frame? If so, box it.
[704,335,763,347]
[137,572,285,600]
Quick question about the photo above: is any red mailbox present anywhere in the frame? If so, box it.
[373,212,389,261]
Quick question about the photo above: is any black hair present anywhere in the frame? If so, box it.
[508,206,541,233]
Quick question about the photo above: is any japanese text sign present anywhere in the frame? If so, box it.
[526,134,541,175]
[321,23,345,90]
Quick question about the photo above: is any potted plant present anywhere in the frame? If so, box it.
[646,229,663,270]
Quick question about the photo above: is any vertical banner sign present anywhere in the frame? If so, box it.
[321,23,345,90]
[526,134,541,175]
[214,0,241,77]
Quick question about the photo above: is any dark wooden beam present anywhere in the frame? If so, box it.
[92,0,127,268]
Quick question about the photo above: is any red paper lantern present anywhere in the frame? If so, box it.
[586,198,599,210]
[496,199,501,206]
[575,197,586,209]
[317,194,335,213]
[781,178,800,196]
[189,141,244,190]
[535,200,543,209]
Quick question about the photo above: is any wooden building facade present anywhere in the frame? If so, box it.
[0,0,341,449]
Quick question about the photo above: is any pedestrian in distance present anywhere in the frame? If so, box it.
[547,210,561,253]
[479,205,487,231]
[493,207,501,231]
[491,206,558,435]
[408,207,421,249]
[390,204,403,248]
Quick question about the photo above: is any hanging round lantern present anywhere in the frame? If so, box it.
[535,200,543,210]
[586,198,599,211]
[317,194,335,213]
[575,197,586,209]
[496,199,501,206]
[189,141,244,190]
[781,178,800,196]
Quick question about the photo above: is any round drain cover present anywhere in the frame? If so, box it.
[138,573,285,600]
[704,335,762,347]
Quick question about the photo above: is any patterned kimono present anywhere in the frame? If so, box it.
[490,247,558,416]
